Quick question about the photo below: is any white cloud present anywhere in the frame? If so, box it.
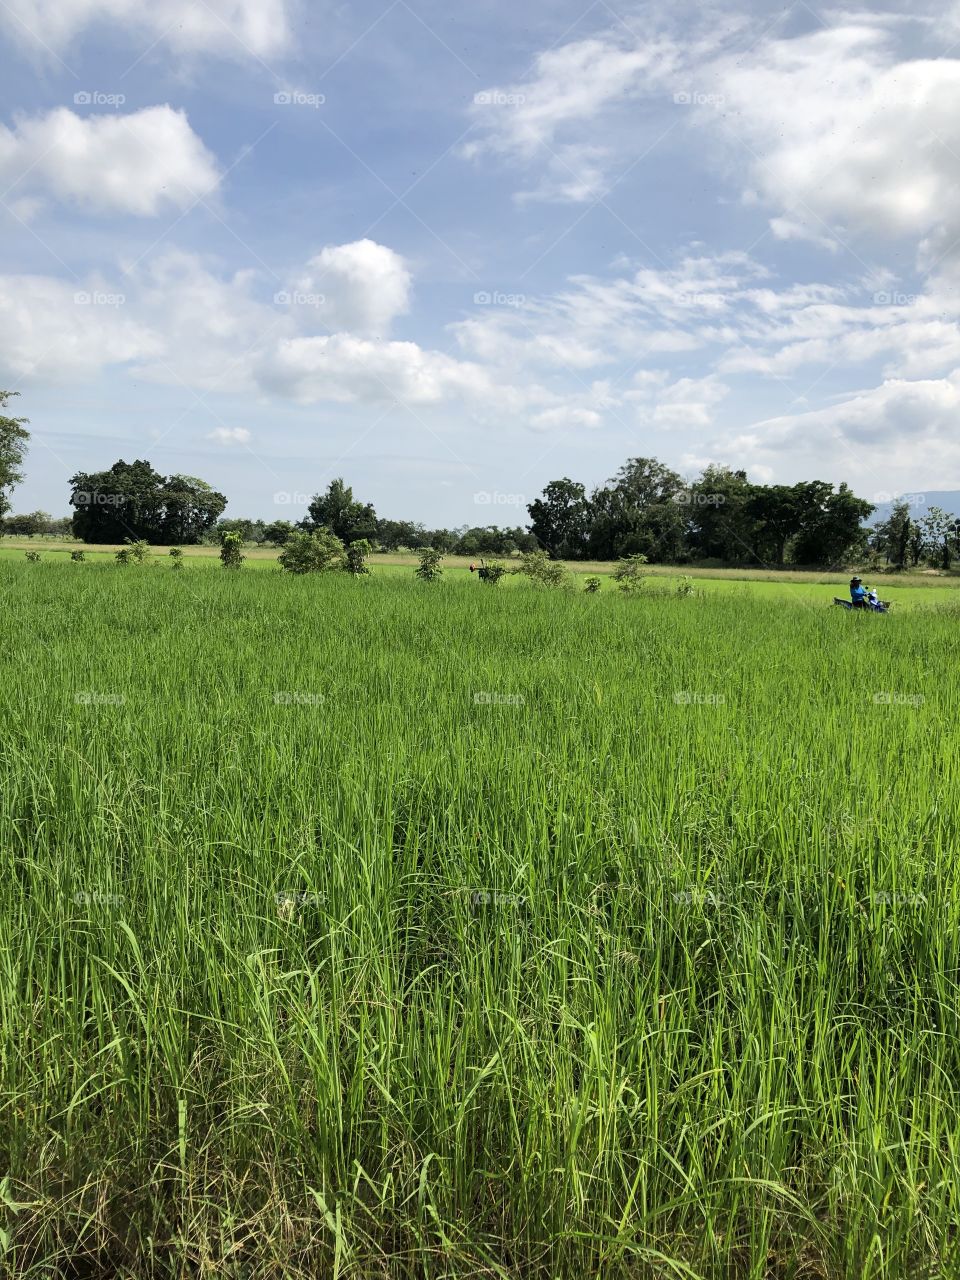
[0,0,291,58]
[0,107,221,216]
[465,34,681,202]
[530,406,602,430]
[207,427,251,444]
[258,334,503,406]
[711,24,960,258]
[0,273,159,378]
[290,240,412,336]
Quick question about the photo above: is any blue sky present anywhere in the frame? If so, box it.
[2,0,960,525]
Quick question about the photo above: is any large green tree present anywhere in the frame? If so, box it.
[0,391,30,520]
[586,457,687,562]
[527,478,592,559]
[302,478,378,544]
[69,460,226,543]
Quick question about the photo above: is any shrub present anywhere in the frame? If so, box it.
[125,539,150,564]
[613,554,649,594]
[278,529,345,575]
[169,547,183,570]
[514,550,570,588]
[343,538,371,576]
[584,576,601,593]
[24,551,40,563]
[477,561,506,585]
[115,548,132,565]
[415,547,443,582]
[219,531,246,570]
[70,550,85,563]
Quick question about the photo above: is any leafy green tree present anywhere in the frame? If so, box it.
[343,538,371,575]
[415,546,443,581]
[613,553,649,593]
[219,531,246,569]
[527,478,591,558]
[278,529,344,574]
[920,506,957,570]
[263,520,295,546]
[4,510,51,537]
[0,391,29,520]
[302,478,378,544]
[790,482,874,566]
[587,458,687,562]
[69,460,225,544]
[685,467,758,563]
[872,500,912,570]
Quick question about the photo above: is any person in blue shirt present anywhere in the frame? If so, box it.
[850,576,868,608]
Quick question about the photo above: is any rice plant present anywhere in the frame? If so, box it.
[1,559,959,1278]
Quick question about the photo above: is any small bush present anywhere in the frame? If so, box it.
[415,547,443,582]
[70,550,85,563]
[343,539,371,576]
[478,561,506,585]
[584,576,601,593]
[115,548,131,565]
[613,554,649,594]
[278,529,345,575]
[514,550,570,588]
[24,551,40,563]
[219,531,246,569]
[125,539,150,564]
[169,547,183,570]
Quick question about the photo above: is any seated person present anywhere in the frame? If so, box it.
[850,576,868,608]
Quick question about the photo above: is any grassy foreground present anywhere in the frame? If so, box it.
[2,561,960,1277]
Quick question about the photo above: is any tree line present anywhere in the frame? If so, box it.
[1,396,958,571]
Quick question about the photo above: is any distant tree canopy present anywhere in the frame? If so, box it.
[527,458,876,569]
[68,460,227,544]
[0,390,30,520]
[45,454,959,570]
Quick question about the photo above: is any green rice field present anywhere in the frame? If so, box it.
[2,558,960,1277]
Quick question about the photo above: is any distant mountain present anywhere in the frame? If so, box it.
[866,490,960,526]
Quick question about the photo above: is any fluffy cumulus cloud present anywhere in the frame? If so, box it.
[0,242,546,416]
[0,107,221,216]
[0,0,291,58]
[289,240,412,336]
[710,24,960,260]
